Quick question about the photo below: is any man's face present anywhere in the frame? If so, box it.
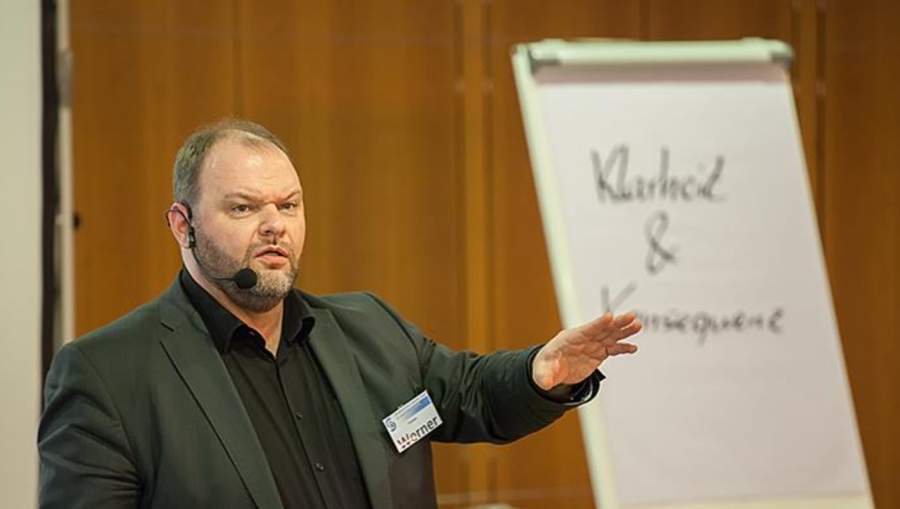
[191,137,305,312]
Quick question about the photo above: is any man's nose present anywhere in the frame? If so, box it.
[258,204,286,239]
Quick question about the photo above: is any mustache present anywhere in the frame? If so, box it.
[244,242,296,262]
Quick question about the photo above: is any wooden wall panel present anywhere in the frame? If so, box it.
[644,0,792,40]
[645,0,824,211]
[824,1,900,507]
[488,3,641,508]
[71,1,237,334]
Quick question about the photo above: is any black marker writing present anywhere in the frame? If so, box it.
[635,307,785,346]
[591,145,725,204]
[645,210,677,275]
[601,282,638,314]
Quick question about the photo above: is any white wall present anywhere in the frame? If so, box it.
[0,0,43,507]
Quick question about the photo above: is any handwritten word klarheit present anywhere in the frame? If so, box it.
[591,145,725,204]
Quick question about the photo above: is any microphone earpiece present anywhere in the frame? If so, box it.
[165,204,196,249]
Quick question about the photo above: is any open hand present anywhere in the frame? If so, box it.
[532,312,642,391]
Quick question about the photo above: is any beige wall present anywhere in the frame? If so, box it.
[0,0,42,506]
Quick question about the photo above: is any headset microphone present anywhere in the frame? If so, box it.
[230,267,258,290]
[167,205,259,290]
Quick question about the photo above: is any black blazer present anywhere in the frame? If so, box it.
[39,279,593,509]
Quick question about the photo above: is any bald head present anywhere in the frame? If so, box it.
[173,119,291,208]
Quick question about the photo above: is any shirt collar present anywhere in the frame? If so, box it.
[179,268,315,354]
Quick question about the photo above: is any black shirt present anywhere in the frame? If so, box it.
[179,270,371,509]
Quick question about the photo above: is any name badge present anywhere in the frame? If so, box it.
[382,390,443,453]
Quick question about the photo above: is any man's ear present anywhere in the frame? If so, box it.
[165,202,194,249]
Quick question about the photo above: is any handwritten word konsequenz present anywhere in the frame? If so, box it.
[591,145,725,204]
[634,307,784,346]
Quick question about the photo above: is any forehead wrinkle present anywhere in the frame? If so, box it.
[222,187,302,202]
[201,142,300,197]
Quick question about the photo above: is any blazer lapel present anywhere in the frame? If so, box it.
[157,283,283,509]
[308,306,394,509]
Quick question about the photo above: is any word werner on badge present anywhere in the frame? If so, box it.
[382,390,443,453]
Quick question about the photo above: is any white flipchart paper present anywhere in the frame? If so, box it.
[530,63,869,506]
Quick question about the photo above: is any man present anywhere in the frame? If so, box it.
[38,119,641,509]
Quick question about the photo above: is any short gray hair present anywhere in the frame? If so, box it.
[173,119,290,207]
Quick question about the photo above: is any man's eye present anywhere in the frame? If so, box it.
[232,204,251,214]
[280,202,298,211]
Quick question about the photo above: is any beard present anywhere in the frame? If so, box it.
[193,228,300,312]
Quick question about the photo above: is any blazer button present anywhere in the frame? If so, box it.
[314,462,325,472]
[294,412,303,420]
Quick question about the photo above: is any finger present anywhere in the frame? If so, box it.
[603,320,643,344]
[583,312,636,339]
[612,312,637,328]
[586,323,642,351]
[577,313,615,339]
[605,342,638,356]
[582,340,611,359]
[587,331,638,355]
[581,313,613,332]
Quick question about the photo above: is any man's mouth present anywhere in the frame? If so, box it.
[253,246,290,267]
[254,246,289,258]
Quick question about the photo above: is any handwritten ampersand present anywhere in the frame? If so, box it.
[645,210,677,275]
